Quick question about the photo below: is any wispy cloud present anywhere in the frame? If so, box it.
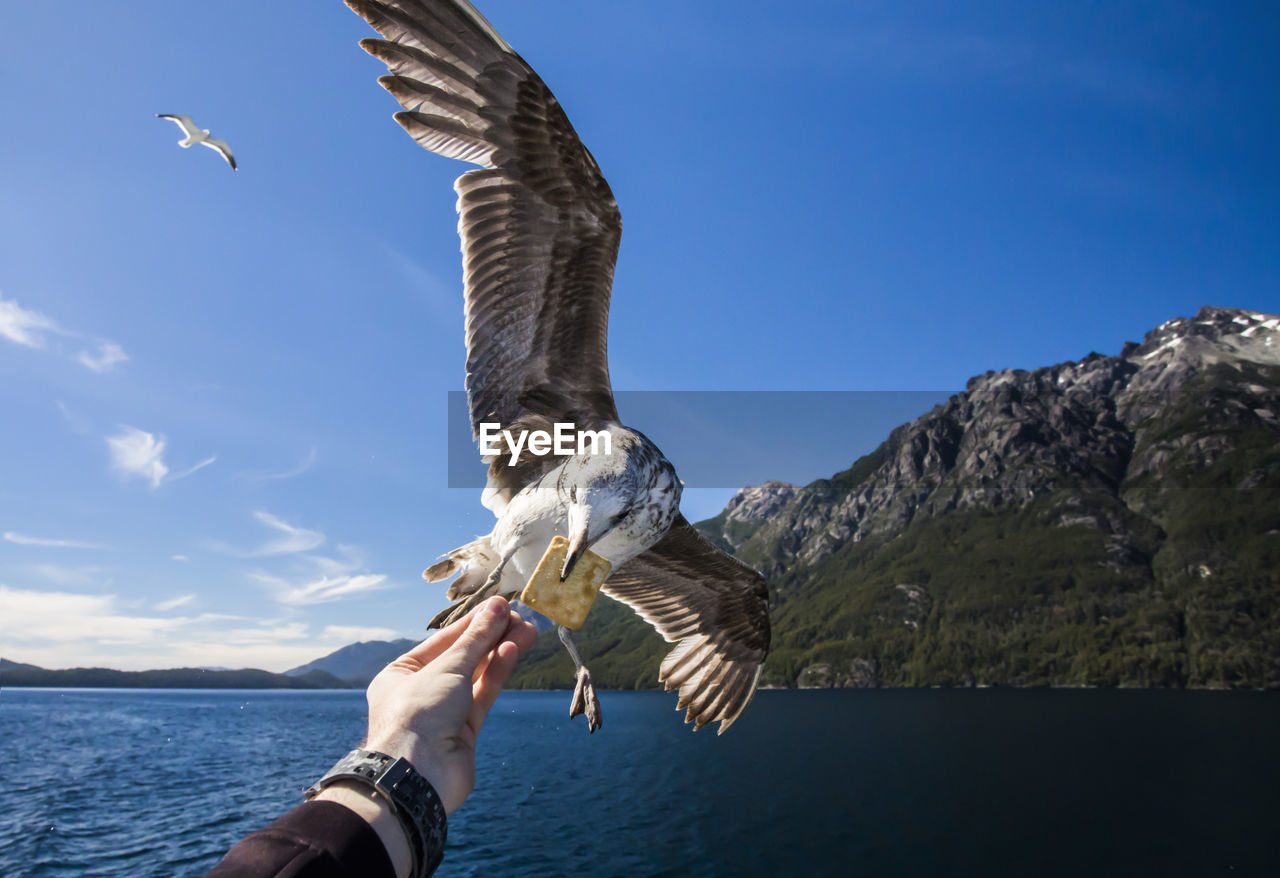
[251,570,389,606]
[76,341,129,373]
[382,244,457,321]
[171,554,189,562]
[256,447,319,481]
[171,456,217,482]
[283,574,389,605]
[0,294,60,348]
[4,531,107,550]
[246,539,394,607]
[105,426,169,488]
[154,593,196,612]
[56,400,93,435]
[250,511,326,556]
[28,563,104,587]
[0,293,128,372]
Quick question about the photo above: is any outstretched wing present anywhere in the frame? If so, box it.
[156,114,198,137]
[604,516,771,734]
[202,138,237,170]
[347,0,622,439]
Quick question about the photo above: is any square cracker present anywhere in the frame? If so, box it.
[520,535,612,630]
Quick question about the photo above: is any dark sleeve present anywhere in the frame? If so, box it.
[202,800,396,878]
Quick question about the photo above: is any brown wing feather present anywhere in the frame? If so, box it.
[347,0,621,446]
[604,516,771,734]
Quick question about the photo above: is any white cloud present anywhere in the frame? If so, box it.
[0,585,403,672]
[250,511,325,556]
[4,531,107,550]
[102,428,212,489]
[0,293,128,371]
[154,593,196,612]
[0,294,60,348]
[105,426,169,488]
[0,586,182,649]
[76,341,129,373]
[171,554,189,562]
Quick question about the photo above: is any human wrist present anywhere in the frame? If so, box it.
[364,732,452,815]
[313,781,413,878]
[306,748,449,877]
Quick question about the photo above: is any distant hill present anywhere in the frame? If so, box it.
[285,639,417,686]
[0,640,420,691]
[506,306,1280,692]
[0,658,41,673]
[0,662,355,689]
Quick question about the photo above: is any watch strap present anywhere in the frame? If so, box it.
[306,749,446,878]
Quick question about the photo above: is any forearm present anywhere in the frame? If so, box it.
[312,783,413,878]
[201,799,397,878]
[201,767,442,878]
[203,598,530,878]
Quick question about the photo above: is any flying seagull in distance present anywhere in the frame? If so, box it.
[155,114,237,170]
[346,0,771,735]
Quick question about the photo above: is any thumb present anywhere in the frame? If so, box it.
[434,597,511,677]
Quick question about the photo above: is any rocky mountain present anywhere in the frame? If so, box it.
[736,308,1279,579]
[285,638,417,686]
[506,306,1280,692]
[697,481,798,553]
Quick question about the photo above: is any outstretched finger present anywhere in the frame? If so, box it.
[470,611,529,682]
[436,597,511,677]
[508,615,539,656]
[468,639,521,735]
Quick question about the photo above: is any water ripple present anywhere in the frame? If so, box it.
[3,689,1279,876]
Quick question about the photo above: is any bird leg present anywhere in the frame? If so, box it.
[482,547,514,591]
[559,625,602,733]
[427,546,518,629]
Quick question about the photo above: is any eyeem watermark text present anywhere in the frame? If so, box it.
[478,423,611,466]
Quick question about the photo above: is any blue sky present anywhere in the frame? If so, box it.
[1,1,1276,671]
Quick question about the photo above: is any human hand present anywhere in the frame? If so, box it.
[364,596,538,814]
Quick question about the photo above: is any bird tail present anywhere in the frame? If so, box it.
[424,535,499,598]
[423,535,521,628]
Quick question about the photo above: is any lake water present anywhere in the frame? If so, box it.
[1,688,1277,876]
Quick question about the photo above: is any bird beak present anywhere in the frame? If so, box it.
[561,502,593,581]
[561,527,588,581]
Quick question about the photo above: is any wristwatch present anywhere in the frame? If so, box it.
[306,749,447,878]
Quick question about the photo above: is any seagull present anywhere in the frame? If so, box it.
[347,0,771,734]
[155,114,237,170]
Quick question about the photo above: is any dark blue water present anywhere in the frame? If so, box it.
[2,688,1277,877]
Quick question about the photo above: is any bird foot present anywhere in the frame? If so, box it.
[569,665,603,733]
